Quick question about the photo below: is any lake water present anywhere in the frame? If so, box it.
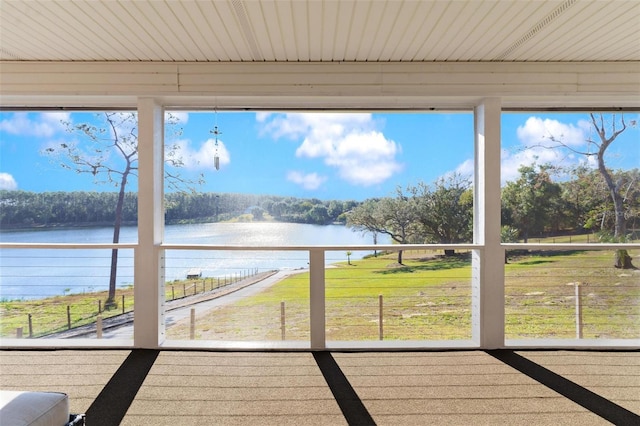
[0,222,388,300]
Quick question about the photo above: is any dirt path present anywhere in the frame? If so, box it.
[47,269,289,339]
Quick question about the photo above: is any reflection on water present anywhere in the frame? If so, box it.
[0,222,388,299]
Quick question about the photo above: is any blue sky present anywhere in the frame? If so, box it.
[0,110,638,201]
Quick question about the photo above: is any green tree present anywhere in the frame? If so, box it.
[327,200,344,222]
[502,164,562,242]
[411,174,473,255]
[347,189,420,264]
[560,165,609,232]
[307,205,330,224]
[346,199,384,245]
[250,206,265,221]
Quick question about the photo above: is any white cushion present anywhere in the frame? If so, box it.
[0,390,69,426]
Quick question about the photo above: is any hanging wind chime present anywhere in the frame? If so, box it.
[210,110,222,171]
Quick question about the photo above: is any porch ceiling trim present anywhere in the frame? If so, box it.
[1,61,639,110]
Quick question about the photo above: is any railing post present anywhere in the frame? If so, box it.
[96,315,103,339]
[379,294,384,340]
[575,282,583,339]
[134,97,165,348]
[281,301,286,341]
[472,98,504,349]
[190,308,196,340]
[309,249,326,350]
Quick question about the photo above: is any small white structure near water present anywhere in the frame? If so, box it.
[186,269,202,280]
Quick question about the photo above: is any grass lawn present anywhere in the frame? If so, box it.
[166,251,473,341]
[2,244,638,341]
[505,249,640,339]
[0,287,135,338]
[0,277,244,338]
[167,248,639,342]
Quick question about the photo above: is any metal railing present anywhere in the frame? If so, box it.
[1,242,638,349]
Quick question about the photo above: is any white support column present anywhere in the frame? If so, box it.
[472,98,505,349]
[309,249,326,350]
[134,98,165,348]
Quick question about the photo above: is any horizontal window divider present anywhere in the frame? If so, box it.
[0,242,138,249]
[502,243,639,250]
[160,244,482,251]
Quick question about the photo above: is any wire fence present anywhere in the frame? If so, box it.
[1,247,638,343]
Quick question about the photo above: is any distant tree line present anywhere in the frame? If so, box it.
[2,166,638,238]
[0,190,358,228]
[501,165,640,242]
[347,166,640,265]
[0,191,138,227]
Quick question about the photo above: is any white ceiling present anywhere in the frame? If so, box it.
[1,0,639,63]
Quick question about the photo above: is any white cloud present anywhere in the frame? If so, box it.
[499,116,592,183]
[260,113,402,186]
[453,159,474,178]
[517,116,588,148]
[451,116,596,185]
[0,112,69,138]
[286,171,327,190]
[311,131,403,185]
[0,173,17,190]
[255,112,271,123]
[170,138,230,171]
[500,145,566,183]
[260,112,373,140]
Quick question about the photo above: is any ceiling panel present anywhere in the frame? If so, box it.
[438,1,495,61]
[89,1,153,61]
[197,1,243,61]
[343,0,371,61]
[0,0,638,62]
[376,1,423,61]
[261,0,289,61]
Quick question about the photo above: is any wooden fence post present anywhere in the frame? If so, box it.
[96,315,103,339]
[28,313,33,337]
[379,294,384,340]
[281,301,286,340]
[190,308,196,340]
[122,295,125,314]
[575,282,583,339]
[67,305,71,330]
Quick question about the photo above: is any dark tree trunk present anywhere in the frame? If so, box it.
[596,136,634,269]
[106,171,129,307]
[615,250,633,269]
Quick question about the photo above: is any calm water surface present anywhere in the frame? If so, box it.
[0,223,387,299]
